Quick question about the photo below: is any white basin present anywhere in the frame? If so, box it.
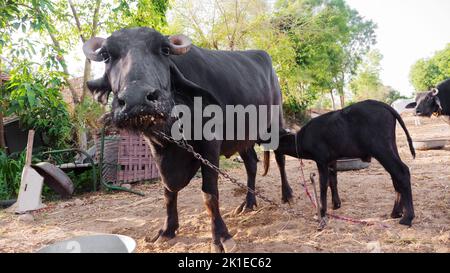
[37,234,136,253]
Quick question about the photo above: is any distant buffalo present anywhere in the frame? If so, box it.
[406,79,450,118]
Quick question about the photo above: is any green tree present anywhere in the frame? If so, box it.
[106,0,170,33]
[1,0,170,150]
[349,50,397,103]
[2,61,71,149]
[409,43,450,92]
[273,0,376,110]
[385,87,407,105]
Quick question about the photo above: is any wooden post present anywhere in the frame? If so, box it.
[25,130,35,166]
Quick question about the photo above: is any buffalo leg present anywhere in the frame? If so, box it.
[375,152,415,226]
[391,192,403,219]
[275,151,294,203]
[235,148,258,214]
[201,155,235,253]
[328,162,341,210]
[151,188,179,242]
[317,163,330,218]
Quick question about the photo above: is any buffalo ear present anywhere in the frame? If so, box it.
[86,75,112,104]
[169,63,222,107]
[405,102,417,109]
[434,96,443,112]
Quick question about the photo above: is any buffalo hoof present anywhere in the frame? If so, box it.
[399,216,414,227]
[390,211,403,219]
[149,229,176,244]
[318,217,327,231]
[222,238,237,253]
[211,242,224,253]
[332,201,341,210]
[281,187,294,204]
[211,238,237,253]
[233,201,257,215]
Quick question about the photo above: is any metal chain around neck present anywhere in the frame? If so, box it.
[153,130,281,208]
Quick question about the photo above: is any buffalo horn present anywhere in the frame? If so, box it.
[169,35,192,55]
[83,37,106,62]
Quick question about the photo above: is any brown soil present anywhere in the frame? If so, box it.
[0,113,449,253]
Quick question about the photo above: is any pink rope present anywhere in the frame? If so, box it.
[298,160,388,228]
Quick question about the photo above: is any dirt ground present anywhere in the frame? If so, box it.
[0,113,449,253]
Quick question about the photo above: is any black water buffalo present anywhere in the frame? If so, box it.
[82,27,293,252]
[406,79,450,118]
[263,100,416,226]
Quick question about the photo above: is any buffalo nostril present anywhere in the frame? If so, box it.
[118,98,125,107]
[146,89,160,102]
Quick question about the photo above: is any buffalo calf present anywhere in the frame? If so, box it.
[264,100,416,226]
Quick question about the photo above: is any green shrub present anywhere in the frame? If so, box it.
[0,150,26,200]
[3,61,72,149]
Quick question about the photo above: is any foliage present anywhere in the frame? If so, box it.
[385,88,408,105]
[349,50,405,104]
[2,61,72,149]
[71,96,105,138]
[107,0,170,32]
[409,43,450,92]
[273,0,376,109]
[0,150,26,200]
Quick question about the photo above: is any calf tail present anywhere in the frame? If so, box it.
[384,104,416,159]
[262,151,270,176]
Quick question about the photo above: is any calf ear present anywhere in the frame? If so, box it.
[169,63,222,107]
[86,75,112,104]
[405,102,417,109]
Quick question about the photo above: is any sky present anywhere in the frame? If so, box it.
[345,0,450,96]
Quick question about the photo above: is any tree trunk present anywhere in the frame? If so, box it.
[330,90,336,110]
[66,0,102,151]
[339,94,345,108]
[79,0,101,102]
[81,58,91,102]
[337,75,345,108]
[45,27,80,105]
[77,128,88,151]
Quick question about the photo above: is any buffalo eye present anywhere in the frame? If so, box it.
[99,49,111,63]
[161,46,170,56]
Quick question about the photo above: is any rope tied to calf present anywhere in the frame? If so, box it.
[298,159,389,229]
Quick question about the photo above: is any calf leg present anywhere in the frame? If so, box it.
[317,163,330,218]
[275,151,294,203]
[328,162,341,210]
[201,155,235,253]
[391,192,403,219]
[375,152,415,226]
[235,148,258,214]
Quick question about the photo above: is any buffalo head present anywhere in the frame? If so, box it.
[83,27,193,131]
[405,88,442,117]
